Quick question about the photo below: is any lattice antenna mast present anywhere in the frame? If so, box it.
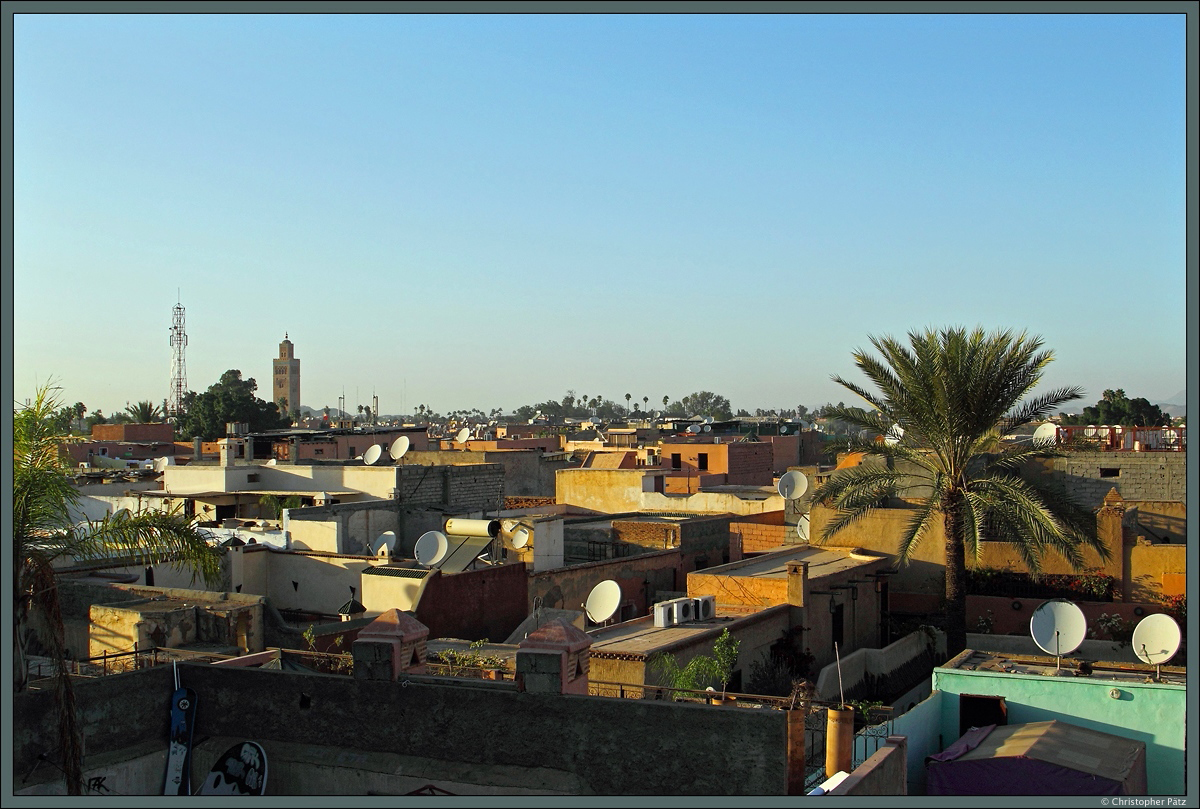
[168,298,188,418]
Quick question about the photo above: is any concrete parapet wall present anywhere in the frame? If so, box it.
[16,664,791,795]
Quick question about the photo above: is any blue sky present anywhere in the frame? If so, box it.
[13,12,1188,418]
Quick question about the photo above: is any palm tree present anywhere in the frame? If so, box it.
[125,400,163,423]
[14,383,223,793]
[811,328,1108,658]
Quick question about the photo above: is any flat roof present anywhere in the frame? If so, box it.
[588,606,776,659]
[695,544,889,580]
[941,649,1186,686]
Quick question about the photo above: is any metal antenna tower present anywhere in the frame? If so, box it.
[168,296,188,418]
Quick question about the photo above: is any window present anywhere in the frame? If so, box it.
[671,453,682,470]
[247,473,259,483]
[698,453,709,471]
[1100,468,1120,478]
[314,448,324,456]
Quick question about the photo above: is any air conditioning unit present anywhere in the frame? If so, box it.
[674,597,695,623]
[653,601,677,628]
[694,595,716,621]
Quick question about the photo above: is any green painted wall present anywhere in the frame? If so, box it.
[931,666,1185,795]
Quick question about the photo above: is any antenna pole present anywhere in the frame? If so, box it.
[168,300,188,419]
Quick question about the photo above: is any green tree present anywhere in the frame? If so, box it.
[14,383,223,793]
[175,370,292,441]
[125,400,163,423]
[812,328,1107,658]
[1061,389,1170,427]
[680,391,733,420]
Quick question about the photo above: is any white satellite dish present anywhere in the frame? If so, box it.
[374,530,397,556]
[152,457,170,472]
[389,435,411,461]
[415,531,450,567]
[705,416,714,424]
[363,444,384,465]
[455,427,470,444]
[777,470,809,500]
[779,425,788,434]
[884,424,904,446]
[265,458,277,466]
[585,579,622,624]
[1131,613,1181,672]
[1030,599,1087,670]
[508,525,532,550]
[1032,423,1058,445]
[702,424,712,433]
[1084,425,1098,437]
[687,424,701,434]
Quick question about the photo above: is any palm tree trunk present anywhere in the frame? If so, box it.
[943,505,968,659]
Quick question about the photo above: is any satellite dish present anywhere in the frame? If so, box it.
[455,427,470,444]
[509,525,532,549]
[363,444,384,465]
[779,425,788,434]
[415,531,450,567]
[585,580,621,624]
[1131,614,1181,668]
[884,424,904,446]
[687,424,701,434]
[1032,423,1058,445]
[112,508,130,520]
[702,424,712,433]
[1084,425,1098,437]
[705,416,714,424]
[153,457,170,472]
[389,435,411,461]
[373,530,397,556]
[265,458,277,466]
[777,470,809,500]
[1030,599,1087,662]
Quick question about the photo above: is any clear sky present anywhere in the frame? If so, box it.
[12,12,1189,418]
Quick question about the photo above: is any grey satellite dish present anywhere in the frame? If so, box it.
[687,424,701,434]
[1030,599,1087,671]
[585,579,622,624]
[415,531,450,567]
[389,435,411,461]
[112,508,131,520]
[1132,614,1181,677]
[777,470,809,500]
[705,416,714,424]
[702,424,712,433]
[363,444,384,465]
[374,530,397,557]
[1032,423,1058,445]
[455,427,470,444]
[779,425,788,434]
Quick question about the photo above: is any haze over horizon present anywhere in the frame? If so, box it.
[13,13,1187,418]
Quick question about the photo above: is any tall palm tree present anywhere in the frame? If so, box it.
[811,328,1108,658]
[14,383,223,793]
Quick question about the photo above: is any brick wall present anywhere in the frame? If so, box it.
[528,549,683,617]
[416,562,529,642]
[726,442,774,485]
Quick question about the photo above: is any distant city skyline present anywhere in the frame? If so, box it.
[13,13,1188,418]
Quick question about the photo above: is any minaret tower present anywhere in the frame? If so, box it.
[168,298,188,418]
[273,333,301,418]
